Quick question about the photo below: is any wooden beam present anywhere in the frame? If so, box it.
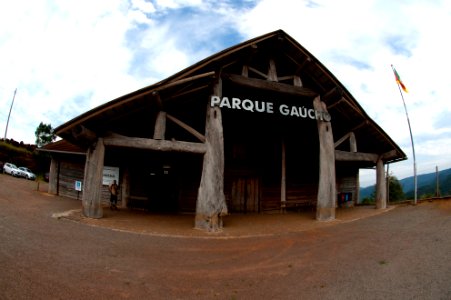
[334,132,357,152]
[103,136,206,154]
[154,71,215,92]
[223,73,318,97]
[166,113,206,143]
[334,132,352,148]
[351,120,370,132]
[277,75,293,81]
[163,85,209,103]
[294,57,312,75]
[335,150,378,163]
[327,97,345,110]
[380,149,399,161]
[71,125,97,145]
[322,87,342,103]
[248,67,268,79]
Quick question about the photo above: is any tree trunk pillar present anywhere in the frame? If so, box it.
[48,157,58,195]
[314,96,336,221]
[375,157,387,209]
[121,167,130,209]
[82,138,105,218]
[195,77,227,231]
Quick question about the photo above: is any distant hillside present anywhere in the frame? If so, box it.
[0,139,49,175]
[360,167,451,201]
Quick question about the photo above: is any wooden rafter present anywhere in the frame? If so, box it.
[154,71,215,92]
[166,113,206,143]
[248,66,268,79]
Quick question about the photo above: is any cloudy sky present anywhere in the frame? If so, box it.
[0,0,450,186]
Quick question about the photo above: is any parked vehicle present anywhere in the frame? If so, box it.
[18,167,36,180]
[3,163,21,177]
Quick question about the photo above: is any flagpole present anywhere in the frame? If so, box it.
[391,65,417,205]
[4,88,17,141]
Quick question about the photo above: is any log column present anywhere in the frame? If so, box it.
[313,96,336,221]
[195,77,227,231]
[48,157,58,195]
[82,138,105,218]
[375,157,387,209]
[121,167,130,209]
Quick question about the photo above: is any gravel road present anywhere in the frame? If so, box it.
[0,174,450,299]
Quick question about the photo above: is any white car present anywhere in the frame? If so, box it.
[3,163,21,177]
[18,167,36,180]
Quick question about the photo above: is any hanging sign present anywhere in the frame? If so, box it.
[210,96,331,121]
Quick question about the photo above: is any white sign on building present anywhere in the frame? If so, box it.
[103,166,120,185]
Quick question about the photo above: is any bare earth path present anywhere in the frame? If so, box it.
[0,174,450,299]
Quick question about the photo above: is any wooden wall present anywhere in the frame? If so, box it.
[57,160,85,200]
[336,165,359,207]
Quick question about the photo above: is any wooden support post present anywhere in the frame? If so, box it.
[242,65,249,77]
[195,77,228,232]
[313,96,336,221]
[48,157,58,195]
[153,111,166,140]
[349,132,357,152]
[293,75,303,87]
[268,59,278,82]
[121,167,130,209]
[375,157,387,209]
[281,138,286,212]
[82,138,105,218]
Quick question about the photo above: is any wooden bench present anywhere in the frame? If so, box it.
[127,195,149,210]
[282,198,314,212]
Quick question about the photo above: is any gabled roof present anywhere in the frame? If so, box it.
[39,139,85,155]
[55,29,406,164]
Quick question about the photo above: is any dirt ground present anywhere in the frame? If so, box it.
[0,174,450,299]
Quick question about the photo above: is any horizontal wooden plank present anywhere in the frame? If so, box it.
[104,136,207,154]
[223,73,318,97]
[335,150,378,163]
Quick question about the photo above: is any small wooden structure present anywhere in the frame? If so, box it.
[48,30,405,231]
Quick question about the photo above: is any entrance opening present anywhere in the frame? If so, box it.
[121,150,203,213]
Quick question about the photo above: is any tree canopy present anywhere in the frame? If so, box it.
[388,175,405,202]
[35,122,56,147]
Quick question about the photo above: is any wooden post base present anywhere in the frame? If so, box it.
[194,213,224,232]
[82,204,103,219]
[316,207,335,221]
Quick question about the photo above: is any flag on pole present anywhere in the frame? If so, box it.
[392,65,408,93]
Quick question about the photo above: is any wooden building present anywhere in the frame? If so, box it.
[48,30,406,231]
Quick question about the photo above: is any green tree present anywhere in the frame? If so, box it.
[35,122,56,147]
[388,175,404,202]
